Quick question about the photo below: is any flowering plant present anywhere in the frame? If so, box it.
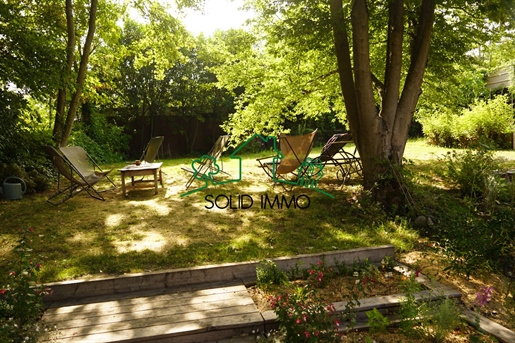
[475,286,494,307]
[307,260,334,288]
[0,228,52,342]
[269,285,340,343]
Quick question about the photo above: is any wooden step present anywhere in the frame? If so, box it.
[42,283,263,343]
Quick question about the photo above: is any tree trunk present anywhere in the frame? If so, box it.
[330,0,436,212]
[53,0,75,146]
[60,0,98,147]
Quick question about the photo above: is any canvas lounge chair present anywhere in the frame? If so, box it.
[181,135,231,189]
[257,129,317,187]
[140,136,164,163]
[43,145,116,205]
[313,133,362,183]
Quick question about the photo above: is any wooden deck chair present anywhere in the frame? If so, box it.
[181,135,231,189]
[257,129,317,186]
[140,136,164,163]
[313,133,362,183]
[43,146,116,205]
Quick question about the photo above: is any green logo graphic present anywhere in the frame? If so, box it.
[180,134,334,198]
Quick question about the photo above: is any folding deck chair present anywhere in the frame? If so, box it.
[313,133,362,183]
[43,146,116,205]
[181,135,231,190]
[257,129,318,188]
[140,136,164,163]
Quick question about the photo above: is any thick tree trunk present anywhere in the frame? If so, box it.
[392,0,436,164]
[60,0,98,147]
[330,0,436,212]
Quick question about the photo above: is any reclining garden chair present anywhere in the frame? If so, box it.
[181,135,231,189]
[313,133,362,183]
[140,136,164,163]
[43,145,116,205]
[257,129,317,188]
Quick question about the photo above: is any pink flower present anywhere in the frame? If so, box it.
[0,289,7,295]
[475,286,494,307]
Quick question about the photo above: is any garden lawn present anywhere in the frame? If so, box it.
[0,139,514,287]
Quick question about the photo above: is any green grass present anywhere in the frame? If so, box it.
[0,139,513,284]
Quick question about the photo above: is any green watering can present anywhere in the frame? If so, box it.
[0,177,26,200]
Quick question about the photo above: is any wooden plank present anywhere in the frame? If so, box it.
[41,284,262,343]
[46,281,242,308]
[46,293,255,329]
[47,308,263,343]
[44,284,247,317]
[332,289,461,314]
[461,307,515,343]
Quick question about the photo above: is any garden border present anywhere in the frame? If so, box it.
[43,245,395,303]
[41,245,515,343]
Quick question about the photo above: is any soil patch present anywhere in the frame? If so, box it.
[399,240,515,332]
[248,258,507,342]
[249,270,405,313]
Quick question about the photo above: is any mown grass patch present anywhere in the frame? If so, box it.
[0,139,513,286]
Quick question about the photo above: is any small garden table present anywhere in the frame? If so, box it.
[119,162,163,196]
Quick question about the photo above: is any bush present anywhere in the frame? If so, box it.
[268,285,340,342]
[256,260,289,289]
[0,163,52,195]
[0,228,52,343]
[69,112,129,163]
[419,297,462,342]
[420,95,514,148]
[440,146,500,198]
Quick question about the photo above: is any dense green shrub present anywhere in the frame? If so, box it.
[69,112,129,163]
[0,228,52,343]
[419,107,456,147]
[437,206,514,277]
[420,95,514,148]
[440,147,500,198]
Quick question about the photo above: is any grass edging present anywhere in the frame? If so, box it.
[43,245,395,303]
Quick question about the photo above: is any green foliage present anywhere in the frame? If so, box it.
[380,256,396,272]
[0,228,52,343]
[399,274,423,337]
[400,279,463,342]
[438,204,515,278]
[268,286,339,342]
[69,111,129,163]
[0,164,52,195]
[256,260,289,289]
[0,93,54,193]
[440,146,500,198]
[418,297,462,342]
[366,308,390,334]
[420,95,514,149]
[306,260,334,288]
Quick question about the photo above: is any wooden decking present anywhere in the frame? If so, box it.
[41,283,263,343]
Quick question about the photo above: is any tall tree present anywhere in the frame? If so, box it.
[53,0,98,147]
[225,0,513,211]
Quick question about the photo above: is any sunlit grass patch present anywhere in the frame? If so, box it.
[0,139,478,284]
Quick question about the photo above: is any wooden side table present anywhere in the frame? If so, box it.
[119,162,163,196]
